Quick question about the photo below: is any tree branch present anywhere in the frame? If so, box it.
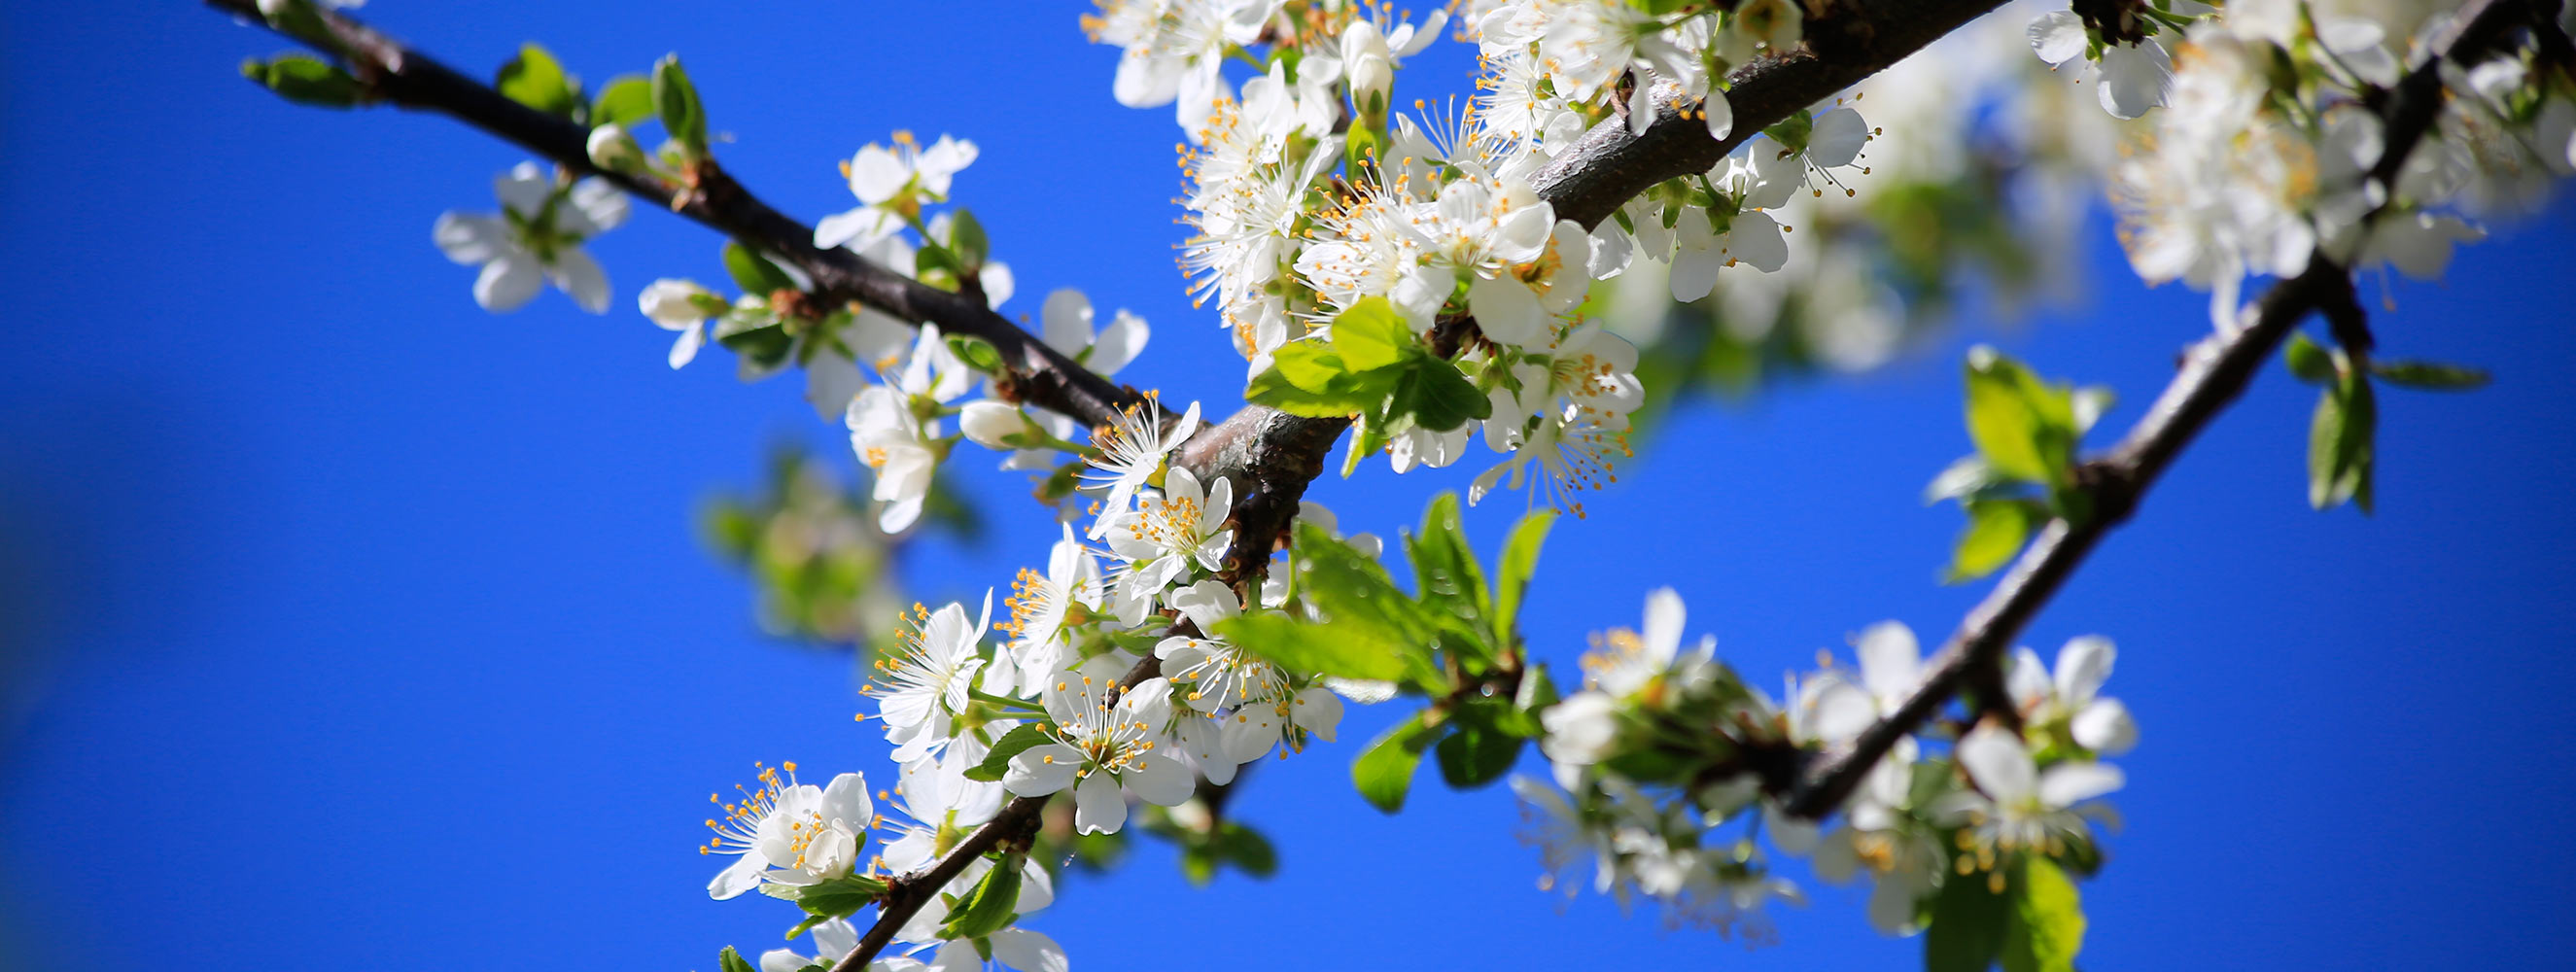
[205,0,1143,429]
[1779,0,2536,818]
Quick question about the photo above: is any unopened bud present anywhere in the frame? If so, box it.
[959,400,1031,450]
[587,122,645,172]
[638,278,715,329]
[1341,21,1394,118]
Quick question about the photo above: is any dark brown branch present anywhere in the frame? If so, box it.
[1780,0,2535,818]
[206,0,1141,428]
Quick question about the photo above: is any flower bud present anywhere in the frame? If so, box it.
[637,278,714,330]
[959,400,1030,450]
[1341,21,1394,116]
[586,122,644,172]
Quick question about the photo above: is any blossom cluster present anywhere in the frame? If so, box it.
[1090,1,1887,512]
[1517,590,2137,939]
[702,383,1399,967]
[2106,0,2572,328]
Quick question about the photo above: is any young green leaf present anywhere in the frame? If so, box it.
[1328,295,1412,371]
[652,53,708,153]
[241,54,365,108]
[2002,856,2085,972]
[1492,508,1557,638]
[1963,347,2075,487]
[590,75,653,127]
[718,946,758,972]
[1351,711,1443,813]
[961,723,1054,782]
[722,241,797,296]
[790,874,888,918]
[1406,492,1489,627]
[496,43,579,118]
[939,852,1024,941]
[1406,357,1492,433]
[2307,368,2376,512]
[1246,354,1399,418]
[1945,499,2038,582]
[1216,614,1411,682]
[1924,863,2012,972]
[2371,359,2490,390]
[1212,821,1277,878]
[1433,707,1523,788]
[949,208,991,273]
[2282,331,2337,384]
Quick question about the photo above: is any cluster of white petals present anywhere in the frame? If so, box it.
[1518,592,2138,940]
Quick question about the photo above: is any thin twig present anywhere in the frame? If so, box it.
[205,0,1142,429]
[1781,0,2532,818]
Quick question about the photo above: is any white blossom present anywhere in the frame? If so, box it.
[433,161,626,313]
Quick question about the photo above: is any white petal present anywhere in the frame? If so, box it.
[2027,11,2086,66]
[1467,273,1545,345]
[433,212,509,264]
[1040,289,1093,356]
[2053,635,2115,705]
[2097,41,2174,120]
[845,145,911,204]
[1640,588,1686,660]
[548,248,610,314]
[1091,310,1149,375]
[707,853,766,899]
[1003,744,1083,797]
[493,162,552,218]
[2071,698,2140,755]
[1122,752,1195,807]
[2037,761,2125,808]
[1956,724,2036,803]
[1807,107,1867,168]
[1703,89,1734,140]
[473,255,545,312]
[1856,620,1920,701]
[988,928,1068,972]
[1073,769,1129,834]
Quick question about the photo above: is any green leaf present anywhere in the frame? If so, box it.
[1405,357,1491,433]
[723,242,796,296]
[2283,332,2336,384]
[962,723,1053,782]
[1945,499,2038,583]
[1212,821,1277,878]
[591,75,653,127]
[1491,508,1557,638]
[949,208,990,273]
[2372,359,2490,390]
[1180,845,1217,886]
[496,43,579,118]
[1406,492,1489,631]
[1924,863,2012,972]
[1433,710,1523,789]
[2002,857,2085,972]
[1963,347,2075,487]
[1329,295,1412,371]
[714,313,792,369]
[1351,711,1443,813]
[717,946,758,972]
[1503,665,1557,738]
[939,852,1024,941]
[1287,523,1447,690]
[240,54,364,109]
[1246,354,1400,419]
[1215,613,1410,682]
[791,874,888,919]
[1267,341,1349,394]
[2307,368,2376,512]
[946,334,1005,374]
[652,53,708,153]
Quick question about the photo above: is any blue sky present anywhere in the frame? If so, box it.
[3,3,2572,969]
